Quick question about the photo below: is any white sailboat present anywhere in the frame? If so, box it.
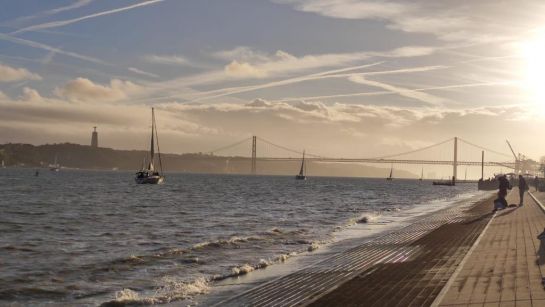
[49,154,60,172]
[295,150,306,180]
[135,108,164,184]
[1,160,5,168]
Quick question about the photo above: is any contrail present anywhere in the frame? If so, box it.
[12,0,94,23]
[12,0,164,35]
[277,81,517,102]
[0,33,106,65]
[189,65,446,103]
[348,75,450,106]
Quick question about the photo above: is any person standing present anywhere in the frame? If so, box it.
[519,175,528,206]
[497,175,510,209]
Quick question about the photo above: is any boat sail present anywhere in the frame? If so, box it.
[49,154,60,172]
[386,166,393,181]
[135,108,165,184]
[295,150,306,180]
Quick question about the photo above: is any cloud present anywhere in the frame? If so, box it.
[54,78,142,102]
[144,54,190,66]
[0,63,42,82]
[128,67,159,78]
[274,0,540,43]
[12,0,164,34]
[224,60,267,78]
[19,87,44,102]
[0,89,541,159]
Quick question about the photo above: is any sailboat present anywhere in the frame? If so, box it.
[1,160,5,168]
[135,108,165,184]
[49,154,60,172]
[419,167,423,181]
[295,150,306,180]
[387,166,393,181]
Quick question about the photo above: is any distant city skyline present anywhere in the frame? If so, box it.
[1,0,545,161]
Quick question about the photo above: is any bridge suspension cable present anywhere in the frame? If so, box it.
[366,138,454,160]
[256,136,325,158]
[457,138,512,158]
[206,137,251,155]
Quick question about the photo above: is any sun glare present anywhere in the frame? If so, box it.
[520,29,545,107]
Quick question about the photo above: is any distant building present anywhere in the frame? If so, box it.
[91,127,98,148]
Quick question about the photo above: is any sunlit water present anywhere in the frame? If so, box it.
[0,168,487,305]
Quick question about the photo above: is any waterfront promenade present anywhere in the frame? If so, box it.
[218,188,545,306]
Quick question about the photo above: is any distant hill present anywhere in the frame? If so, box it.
[0,143,417,178]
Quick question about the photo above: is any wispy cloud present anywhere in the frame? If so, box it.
[128,67,159,78]
[0,33,106,65]
[274,0,541,43]
[12,0,164,35]
[143,54,190,66]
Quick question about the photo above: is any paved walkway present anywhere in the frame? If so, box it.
[437,188,545,306]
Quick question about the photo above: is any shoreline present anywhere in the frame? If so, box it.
[196,191,494,306]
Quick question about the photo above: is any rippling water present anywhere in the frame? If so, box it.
[0,168,483,305]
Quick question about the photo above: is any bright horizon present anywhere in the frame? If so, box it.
[1,0,545,164]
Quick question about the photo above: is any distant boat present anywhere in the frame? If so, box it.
[1,160,5,168]
[419,167,423,181]
[49,154,60,172]
[135,108,165,184]
[295,150,306,180]
[386,166,393,181]
[433,176,455,186]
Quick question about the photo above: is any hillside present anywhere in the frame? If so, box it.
[0,143,417,178]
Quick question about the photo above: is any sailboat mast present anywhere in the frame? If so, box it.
[299,150,305,176]
[148,108,155,171]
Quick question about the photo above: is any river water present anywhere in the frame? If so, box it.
[0,168,487,305]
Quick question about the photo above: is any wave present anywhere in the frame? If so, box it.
[102,277,210,306]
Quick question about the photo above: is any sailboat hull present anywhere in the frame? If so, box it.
[295,175,306,180]
[135,175,164,184]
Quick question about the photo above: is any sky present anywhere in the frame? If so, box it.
[1,0,545,165]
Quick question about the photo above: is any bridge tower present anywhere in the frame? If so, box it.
[251,136,257,175]
[453,137,458,184]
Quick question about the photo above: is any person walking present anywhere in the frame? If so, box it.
[519,175,528,206]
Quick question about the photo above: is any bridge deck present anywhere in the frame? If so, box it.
[216,192,496,306]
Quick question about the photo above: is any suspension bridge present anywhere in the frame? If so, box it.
[204,136,537,181]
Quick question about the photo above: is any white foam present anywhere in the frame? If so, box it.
[110,276,210,305]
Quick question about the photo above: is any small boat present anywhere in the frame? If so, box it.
[295,150,306,180]
[49,154,60,172]
[433,176,455,186]
[386,166,393,181]
[419,167,423,181]
[135,108,165,184]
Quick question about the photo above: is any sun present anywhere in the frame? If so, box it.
[520,29,545,106]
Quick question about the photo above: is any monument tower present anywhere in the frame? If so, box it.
[91,127,98,148]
